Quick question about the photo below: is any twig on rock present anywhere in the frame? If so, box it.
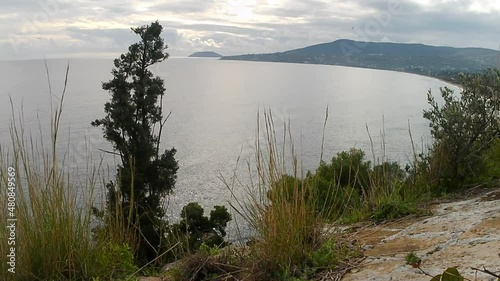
[471,266,500,278]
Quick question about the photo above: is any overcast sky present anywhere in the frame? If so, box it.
[1,0,499,60]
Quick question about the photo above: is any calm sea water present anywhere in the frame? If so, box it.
[0,58,458,231]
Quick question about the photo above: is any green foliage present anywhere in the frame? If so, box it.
[479,138,500,181]
[372,161,406,187]
[316,148,371,195]
[402,255,500,280]
[309,240,337,269]
[92,242,138,280]
[405,252,421,267]
[229,110,327,280]
[269,147,427,223]
[406,257,500,281]
[91,21,179,264]
[404,255,467,280]
[226,110,368,281]
[430,267,464,281]
[168,202,232,255]
[199,243,222,256]
[423,68,500,189]
[372,199,416,222]
[283,148,371,220]
[370,180,421,222]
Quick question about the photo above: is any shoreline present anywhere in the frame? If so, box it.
[219,57,466,88]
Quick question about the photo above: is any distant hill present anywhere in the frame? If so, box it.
[221,39,500,83]
[189,51,222,58]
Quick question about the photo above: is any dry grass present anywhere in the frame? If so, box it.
[220,109,358,280]
[0,64,137,281]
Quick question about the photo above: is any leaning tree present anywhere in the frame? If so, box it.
[92,21,178,264]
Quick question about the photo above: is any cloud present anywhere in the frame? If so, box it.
[346,0,500,48]
[150,0,216,14]
[0,0,498,60]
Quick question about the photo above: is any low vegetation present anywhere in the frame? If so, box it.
[0,66,139,281]
[165,202,232,261]
[271,147,427,224]
[423,68,500,190]
[0,21,499,281]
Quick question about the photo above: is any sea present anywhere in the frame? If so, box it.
[0,58,459,238]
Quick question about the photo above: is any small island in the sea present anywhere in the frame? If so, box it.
[188,51,223,58]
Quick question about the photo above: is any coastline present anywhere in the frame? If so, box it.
[219,57,465,88]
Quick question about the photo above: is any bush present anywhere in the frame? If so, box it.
[92,242,138,279]
[268,147,427,223]
[423,68,500,189]
[288,148,371,220]
[167,202,232,258]
[371,161,406,187]
[371,198,417,222]
[316,148,371,196]
[309,240,337,269]
[479,138,500,181]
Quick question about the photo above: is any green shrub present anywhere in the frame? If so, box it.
[268,148,427,223]
[423,69,500,189]
[198,243,222,256]
[288,148,371,220]
[316,148,371,196]
[479,138,500,181]
[371,161,406,187]
[224,110,367,280]
[371,198,416,222]
[167,202,232,258]
[174,250,241,281]
[370,173,430,222]
[404,252,421,267]
[92,242,138,279]
[225,110,325,279]
[309,240,337,269]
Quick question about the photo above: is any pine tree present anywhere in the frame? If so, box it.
[92,21,178,264]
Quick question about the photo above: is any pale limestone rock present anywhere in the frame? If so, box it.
[343,188,500,281]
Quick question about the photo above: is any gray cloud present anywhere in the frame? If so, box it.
[150,0,216,14]
[347,0,500,48]
[0,0,499,60]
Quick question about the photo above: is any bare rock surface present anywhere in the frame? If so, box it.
[343,188,500,281]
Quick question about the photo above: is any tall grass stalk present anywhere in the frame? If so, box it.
[221,108,434,278]
[362,120,431,221]
[225,109,336,279]
[0,64,136,280]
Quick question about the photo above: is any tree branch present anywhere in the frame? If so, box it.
[98,148,121,156]
[471,267,500,278]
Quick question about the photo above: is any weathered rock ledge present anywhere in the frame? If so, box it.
[343,188,500,281]
[139,188,500,281]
